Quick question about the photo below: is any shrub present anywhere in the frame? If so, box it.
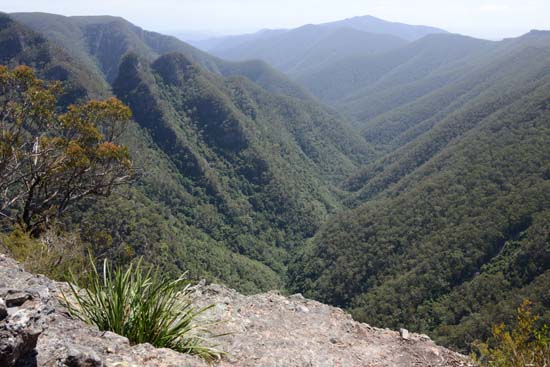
[0,227,87,281]
[473,300,550,367]
[0,65,134,236]
[61,256,222,362]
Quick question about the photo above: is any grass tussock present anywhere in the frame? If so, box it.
[61,256,223,363]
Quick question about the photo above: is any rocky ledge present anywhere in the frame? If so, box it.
[0,254,473,367]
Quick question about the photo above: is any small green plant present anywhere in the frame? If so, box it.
[61,256,222,363]
[473,300,550,367]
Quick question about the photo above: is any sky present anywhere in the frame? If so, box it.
[1,0,549,40]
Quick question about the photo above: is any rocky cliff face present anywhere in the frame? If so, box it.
[0,254,473,367]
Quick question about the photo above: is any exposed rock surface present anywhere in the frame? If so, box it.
[192,283,474,367]
[0,254,201,367]
[0,254,474,366]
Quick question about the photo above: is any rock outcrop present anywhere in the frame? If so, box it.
[0,255,200,367]
[0,254,474,366]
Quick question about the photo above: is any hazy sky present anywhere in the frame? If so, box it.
[1,0,549,40]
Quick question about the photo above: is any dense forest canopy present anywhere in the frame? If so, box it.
[0,11,548,354]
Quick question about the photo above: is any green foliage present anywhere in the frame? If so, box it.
[2,13,373,294]
[61,256,222,362]
[0,13,108,101]
[473,300,550,367]
[4,12,550,354]
[0,65,134,235]
[104,51,370,288]
[0,227,87,282]
[10,12,310,99]
[290,31,550,352]
[297,33,494,119]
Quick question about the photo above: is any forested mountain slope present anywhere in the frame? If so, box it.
[289,31,550,351]
[209,25,407,77]
[10,12,312,100]
[348,30,550,199]
[2,10,549,355]
[0,13,109,102]
[192,15,447,54]
[195,14,446,62]
[110,50,369,268]
[196,15,448,104]
[0,13,372,293]
[319,15,447,41]
[297,34,497,121]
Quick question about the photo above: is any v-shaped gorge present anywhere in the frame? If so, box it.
[2,11,550,354]
[110,51,372,286]
[289,30,550,351]
[2,12,372,293]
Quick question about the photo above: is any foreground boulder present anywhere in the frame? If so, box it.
[0,254,201,367]
[0,302,42,366]
[0,254,474,366]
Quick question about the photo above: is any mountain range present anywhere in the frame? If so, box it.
[191,15,446,78]
[190,15,447,50]
[4,11,371,293]
[1,10,549,354]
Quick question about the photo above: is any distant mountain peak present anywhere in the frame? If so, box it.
[526,29,550,36]
[344,14,383,21]
[320,15,448,41]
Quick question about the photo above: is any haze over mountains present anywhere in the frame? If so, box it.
[190,15,447,50]
[189,15,447,77]
[1,9,549,355]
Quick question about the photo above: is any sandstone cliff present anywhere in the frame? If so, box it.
[0,254,473,366]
